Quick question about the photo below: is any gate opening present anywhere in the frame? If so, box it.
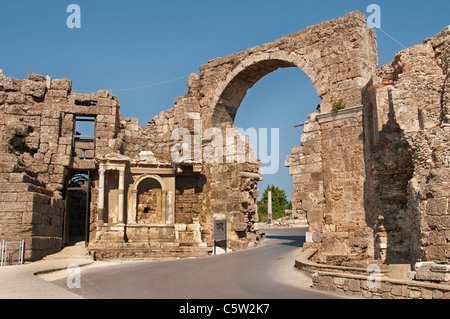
[63,172,92,246]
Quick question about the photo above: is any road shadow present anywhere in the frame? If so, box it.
[264,234,306,247]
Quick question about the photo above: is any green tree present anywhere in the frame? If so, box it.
[257,185,292,222]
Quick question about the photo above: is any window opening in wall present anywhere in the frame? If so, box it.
[73,116,96,159]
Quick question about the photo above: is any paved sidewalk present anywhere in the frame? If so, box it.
[0,242,93,299]
[0,258,93,299]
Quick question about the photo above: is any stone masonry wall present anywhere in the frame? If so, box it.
[363,26,450,264]
[115,107,262,249]
[318,107,372,264]
[286,106,371,265]
[285,113,325,247]
[0,71,123,260]
[288,26,450,269]
[0,72,262,257]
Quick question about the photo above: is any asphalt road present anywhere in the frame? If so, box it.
[47,228,343,299]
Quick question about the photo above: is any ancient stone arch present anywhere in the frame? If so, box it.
[186,10,378,129]
[120,10,378,252]
[211,56,309,126]
[165,10,379,251]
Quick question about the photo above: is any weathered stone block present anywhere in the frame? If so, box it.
[21,80,46,99]
[46,89,68,99]
[347,279,361,292]
[9,172,34,184]
[6,93,29,104]
[388,264,411,280]
[432,290,444,299]
[28,73,46,82]
[293,173,311,184]
[51,78,72,91]
[391,285,408,297]
[51,154,71,166]
[425,198,448,216]
[2,78,22,92]
[333,276,346,286]
[231,222,248,232]
[415,262,450,282]
[0,92,6,105]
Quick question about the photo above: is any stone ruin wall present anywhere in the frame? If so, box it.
[287,25,450,267]
[286,103,373,265]
[3,10,447,268]
[118,98,262,251]
[282,11,377,265]
[363,26,450,265]
[0,73,128,260]
[0,74,263,259]
[0,71,263,260]
[0,10,379,260]
[134,10,378,251]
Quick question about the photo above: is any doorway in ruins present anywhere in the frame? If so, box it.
[214,59,321,227]
[63,171,92,245]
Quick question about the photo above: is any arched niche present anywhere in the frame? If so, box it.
[128,174,174,225]
[137,177,163,224]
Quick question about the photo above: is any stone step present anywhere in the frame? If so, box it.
[89,245,213,261]
[43,241,90,260]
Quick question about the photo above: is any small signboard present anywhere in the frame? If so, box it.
[214,219,226,241]
[214,219,226,255]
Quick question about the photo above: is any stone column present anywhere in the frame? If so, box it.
[118,167,125,224]
[161,190,167,224]
[98,167,105,225]
[128,189,137,224]
[167,190,174,224]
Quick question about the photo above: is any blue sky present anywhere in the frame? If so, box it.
[1,0,449,201]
